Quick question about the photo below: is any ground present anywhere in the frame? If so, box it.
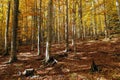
[0,38,120,80]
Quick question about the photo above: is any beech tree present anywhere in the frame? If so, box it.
[65,0,69,52]
[72,0,76,54]
[31,0,37,51]
[57,0,60,43]
[45,0,53,62]
[25,0,28,44]
[37,0,42,55]
[9,0,19,63]
[116,0,120,23]
[4,0,11,56]
[103,0,108,39]
[78,0,83,40]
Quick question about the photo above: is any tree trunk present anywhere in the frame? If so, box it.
[45,0,53,62]
[37,0,42,55]
[4,0,11,56]
[31,16,35,51]
[57,0,60,43]
[31,0,37,51]
[103,0,108,39]
[72,1,76,54]
[25,0,28,44]
[9,0,19,63]
[93,1,98,39]
[65,0,69,52]
[78,0,83,40]
[116,0,120,23]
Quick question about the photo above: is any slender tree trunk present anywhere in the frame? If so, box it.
[96,0,101,37]
[103,0,108,39]
[63,4,65,41]
[83,21,86,38]
[25,0,28,44]
[116,0,120,23]
[31,0,37,51]
[93,1,98,39]
[1,1,4,39]
[78,0,83,40]
[9,0,19,63]
[31,16,35,51]
[0,1,4,42]
[57,0,60,43]
[4,0,11,56]
[65,0,69,52]
[91,1,95,39]
[45,0,53,62]
[37,0,42,55]
[72,1,76,54]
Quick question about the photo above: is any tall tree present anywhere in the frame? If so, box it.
[9,0,19,63]
[78,0,83,40]
[0,1,4,41]
[57,0,60,43]
[4,0,11,56]
[103,0,108,39]
[72,0,76,54]
[116,0,120,23]
[25,0,28,44]
[93,0,98,39]
[31,0,37,51]
[65,0,69,52]
[37,0,42,55]
[45,0,53,62]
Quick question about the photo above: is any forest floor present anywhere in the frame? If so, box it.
[0,38,120,80]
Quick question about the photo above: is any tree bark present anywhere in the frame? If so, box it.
[65,0,69,52]
[9,0,19,63]
[31,0,37,51]
[57,0,60,43]
[25,0,28,44]
[103,0,108,39]
[45,0,53,62]
[37,0,42,55]
[4,0,11,56]
[93,0,98,39]
[116,0,120,23]
[72,1,76,54]
[78,0,83,40]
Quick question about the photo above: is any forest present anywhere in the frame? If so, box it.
[0,0,120,80]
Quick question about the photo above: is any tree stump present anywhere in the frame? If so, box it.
[90,60,99,72]
[20,68,35,77]
[46,57,58,66]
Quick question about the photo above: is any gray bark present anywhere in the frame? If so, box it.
[65,0,69,52]
[72,1,76,54]
[45,0,53,62]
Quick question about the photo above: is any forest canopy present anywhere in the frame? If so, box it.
[0,0,120,44]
